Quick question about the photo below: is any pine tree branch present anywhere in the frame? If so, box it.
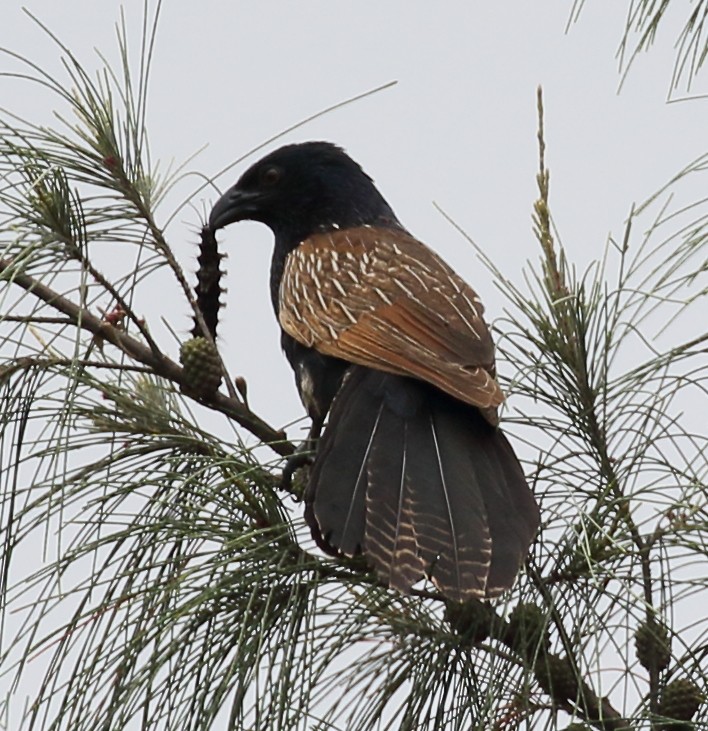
[451,597,632,730]
[534,86,665,727]
[0,255,294,457]
[535,653,630,730]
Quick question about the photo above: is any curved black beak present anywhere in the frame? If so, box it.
[208,186,262,231]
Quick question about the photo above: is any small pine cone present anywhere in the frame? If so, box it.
[505,602,550,660]
[635,618,671,672]
[564,724,592,731]
[445,599,493,644]
[658,678,704,726]
[535,654,578,702]
[179,337,222,395]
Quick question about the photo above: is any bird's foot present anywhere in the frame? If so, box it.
[280,444,314,496]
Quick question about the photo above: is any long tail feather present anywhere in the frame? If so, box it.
[305,367,539,600]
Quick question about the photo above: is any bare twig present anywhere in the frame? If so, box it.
[0,255,294,457]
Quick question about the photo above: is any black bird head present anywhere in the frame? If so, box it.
[208,141,400,244]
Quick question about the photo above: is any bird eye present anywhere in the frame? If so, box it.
[260,166,282,186]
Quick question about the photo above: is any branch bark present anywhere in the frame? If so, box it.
[0,256,294,457]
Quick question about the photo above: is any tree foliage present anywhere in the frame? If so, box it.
[572,0,708,92]
[1,6,706,731]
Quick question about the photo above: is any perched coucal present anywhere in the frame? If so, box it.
[209,141,539,601]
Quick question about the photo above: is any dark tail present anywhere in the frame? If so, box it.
[304,367,539,601]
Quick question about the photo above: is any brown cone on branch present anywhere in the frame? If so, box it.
[658,678,704,728]
[634,618,671,672]
[535,654,578,703]
[504,602,550,660]
[445,598,493,644]
[180,336,222,396]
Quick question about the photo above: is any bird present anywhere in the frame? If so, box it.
[208,141,539,602]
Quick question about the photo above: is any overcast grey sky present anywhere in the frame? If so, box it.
[3,1,706,435]
[2,2,707,726]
